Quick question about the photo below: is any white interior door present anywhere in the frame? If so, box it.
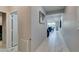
[11,12,18,47]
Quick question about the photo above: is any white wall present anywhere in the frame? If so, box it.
[0,13,2,25]
[46,15,56,23]
[9,7,31,52]
[62,6,79,51]
[31,6,47,51]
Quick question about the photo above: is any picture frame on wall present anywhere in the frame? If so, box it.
[39,11,45,24]
[60,20,62,28]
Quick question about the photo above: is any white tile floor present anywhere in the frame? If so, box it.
[0,41,2,48]
[0,30,69,52]
[0,41,18,52]
[36,30,69,52]
[0,41,8,52]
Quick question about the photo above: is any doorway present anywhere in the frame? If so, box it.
[0,12,6,48]
[47,22,56,38]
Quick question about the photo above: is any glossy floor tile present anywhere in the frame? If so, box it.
[36,30,69,52]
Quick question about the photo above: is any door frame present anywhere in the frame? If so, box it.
[10,11,18,51]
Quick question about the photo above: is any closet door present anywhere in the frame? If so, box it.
[11,12,18,47]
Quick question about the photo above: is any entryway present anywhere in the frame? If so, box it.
[0,12,6,48]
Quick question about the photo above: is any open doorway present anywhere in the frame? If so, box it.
[0,12,6,48]
[47,13,63,38]
[47,22,56,37]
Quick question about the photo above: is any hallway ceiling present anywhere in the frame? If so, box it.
[43,6,65,12]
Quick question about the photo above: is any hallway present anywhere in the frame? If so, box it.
[0,6,78,52]
[36,30,69,52]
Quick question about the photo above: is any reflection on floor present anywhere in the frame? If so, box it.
[0,41,6,48]
[36,38,48,52]
[36,30,69,52]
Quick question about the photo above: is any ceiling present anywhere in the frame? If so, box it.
[43,6,65,12]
